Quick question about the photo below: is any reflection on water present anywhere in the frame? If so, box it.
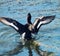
[0,39,54,56]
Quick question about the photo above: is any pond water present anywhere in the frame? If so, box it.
[0,0,60,56]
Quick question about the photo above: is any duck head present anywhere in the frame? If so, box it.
[27,13,32,24]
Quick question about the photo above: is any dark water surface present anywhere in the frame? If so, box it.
[0,0,60,56]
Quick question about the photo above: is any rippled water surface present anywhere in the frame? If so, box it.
[0,0,60,56]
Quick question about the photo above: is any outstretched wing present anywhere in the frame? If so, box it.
[0,17,25,34]
[32,15,55,34]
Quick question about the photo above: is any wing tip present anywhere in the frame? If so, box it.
[51,15,55,20]
[50,15,55,22]
[45,15,56,21]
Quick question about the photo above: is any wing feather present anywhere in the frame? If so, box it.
[32,15,55,34]
[0,17,24,34]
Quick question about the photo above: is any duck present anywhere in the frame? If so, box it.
[0,13,55,41]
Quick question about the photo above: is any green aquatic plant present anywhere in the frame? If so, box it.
[0,39,55,56]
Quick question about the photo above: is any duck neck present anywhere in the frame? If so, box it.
[28,19,32,24]
[27,13,32,24]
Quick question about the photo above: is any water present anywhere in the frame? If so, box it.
[0,0,60,56]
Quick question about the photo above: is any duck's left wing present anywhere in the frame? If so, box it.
[0,17,24,33]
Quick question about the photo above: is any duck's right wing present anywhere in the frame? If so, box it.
[0,17,24,34]
[32,15,55,34]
